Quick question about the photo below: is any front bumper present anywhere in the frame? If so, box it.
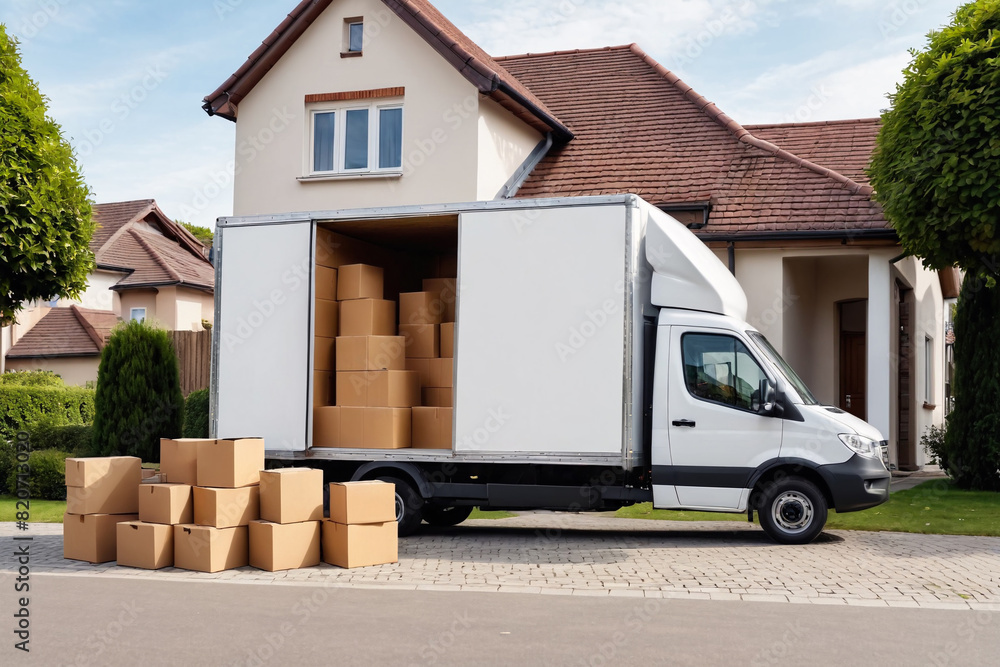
[817,454,891,513]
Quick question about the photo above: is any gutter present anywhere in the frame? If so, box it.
[496,133,554,199]
[697,229,899,243]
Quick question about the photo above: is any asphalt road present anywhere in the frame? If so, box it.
[5,574,998,666]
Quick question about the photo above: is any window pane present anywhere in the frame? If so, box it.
[379,108,403,169]
[344,109,369,170]
[349,23,364,52]
[683,334,767,411]
[313,112,336,172]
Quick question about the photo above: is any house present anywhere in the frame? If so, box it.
[2,199,215,386]
[203,0,956,470]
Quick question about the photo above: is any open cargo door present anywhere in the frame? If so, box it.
[454,204,630,458]
[214,222,312,451]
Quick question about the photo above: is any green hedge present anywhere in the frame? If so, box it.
[5,449,70,500]
[0,370,65,387]
[0,385,95,441]
[24,416,95,456]
[183,388,209,438]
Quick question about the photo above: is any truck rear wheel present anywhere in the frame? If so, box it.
[758,477,827,545]
[423,505,473,527]
[377,476,424,537]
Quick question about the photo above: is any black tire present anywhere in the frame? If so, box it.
[377,476,423,537]
[423,505,474,527]
[758,476,828,545]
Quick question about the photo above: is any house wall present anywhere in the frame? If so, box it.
[119,290,158,325]
[173,288,214,331]
[70,269,124,314]
[5,356,99,387]
[233,0,496,215]
[476,97,544,199]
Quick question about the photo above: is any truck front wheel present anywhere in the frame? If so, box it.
[377,476,424,537]
[758,477,828,545]
[423,505,474,527]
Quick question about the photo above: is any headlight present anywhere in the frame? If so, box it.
[839,434,881,459]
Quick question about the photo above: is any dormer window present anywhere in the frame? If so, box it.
[343,18,364,57]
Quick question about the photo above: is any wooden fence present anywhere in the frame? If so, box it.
[170,330,211,396]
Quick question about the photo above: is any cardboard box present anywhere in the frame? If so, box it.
[197,438,265,488]
[328,481,397,524]
[363,407,412,449]
[423,278,457,322]
[399,291,444,326]
[63,513,139,564]
[315,298,340,338]
[322,520,398,569]
[116,521,173,569]
[336,370,420,408]
[173,524,249,573]
[440,322,454,358]
[141,468,157,480]
[412,407,453,449]
[337,264,384,300]
[425,358,454,388]
[399,324,439,359]
[161,438,210,485]
[314,336,336,371]
[313,406,342,447]
[314,370,333,406]
[341,407,365,447]
[422,387,454,408]
[65,456,141,515]
[260,468,324,523]
[193,486,260,528]
[316,265,338,301]
[336,335,405,371]
[315,228,341,268]
[139,483,193,525]
[249,520,321,571]
[340,299,396,336]
[141,473,168,484]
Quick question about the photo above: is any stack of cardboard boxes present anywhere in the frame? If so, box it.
[406,278,456,449]
[314,263,339,407]
[323,481,398,568]
[63,457,140,563]
[249,468,323,571]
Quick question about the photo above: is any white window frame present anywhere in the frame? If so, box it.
[308,101,403,176]
[130,307,146,322]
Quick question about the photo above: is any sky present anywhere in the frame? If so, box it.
[2,0,962,229]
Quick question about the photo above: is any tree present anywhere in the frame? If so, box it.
[0,27,94,327]
[178,220,213,247]
[92,320,184,462]
[868,0,1000,490]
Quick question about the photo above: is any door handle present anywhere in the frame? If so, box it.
[672,420,696,428]
[846,394,852,409]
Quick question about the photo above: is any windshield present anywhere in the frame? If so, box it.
[747,332,819,406]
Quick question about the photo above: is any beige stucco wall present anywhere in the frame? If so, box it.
[476,97,543,199]
[6,356,99,387]
[118,290,158,325]
[174,288,214,331]
[232,0,500,215]
[70,269,124,314]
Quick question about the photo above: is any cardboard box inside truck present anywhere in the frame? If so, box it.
[197,438,265,488]
[139,483,193,525]
[405,359,453,389]
[328,481,396,524]
[314,336,336,371]
[193,486,260,528]
[249,520,321,572]
[339,299,396,336]
[314,371,333,407]
[116,521,174,570]
[322,520,398,569]
[336,370,419,408]
[336,336,405,371]
[412,407,453,449]
[63,513,139,563]
[315,299,340,338]
[399,291,444,325]
[161,439,209,486]
[363,407,412,449]
[422,387,454,408]
[259,468,324,524]
[315,266,338,301]
[422,278,457,322]
[174,524,249,573]
[65,456,141,515]
[337,264,384,301]
[440,322,454,358]
[399,324,439,359]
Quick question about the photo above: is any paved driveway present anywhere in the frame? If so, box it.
[3,513,998,611]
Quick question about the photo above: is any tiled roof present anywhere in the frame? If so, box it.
[91,199,154,253]
[745,119,881,186]
[104,229,215,291]
[499,45,887,238]
[203,0,572,140]
[6,306,119,359]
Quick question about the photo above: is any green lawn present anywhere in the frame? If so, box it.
[615,480,1000,537]
[469,508,517,520]
[0,495,66,523]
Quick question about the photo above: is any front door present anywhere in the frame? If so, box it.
[661,328,783,510]
[839,333,867,420]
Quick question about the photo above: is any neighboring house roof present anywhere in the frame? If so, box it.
[745,119,881,186]
[499,45,887,240]
[202,0,572,141]
[91,200,214,292]
[6,306,118,359]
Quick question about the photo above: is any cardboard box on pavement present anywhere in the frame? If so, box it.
[321,520,398,569]
[337,264,384,301]
[173,524,249,573]
[259,469,324,524]
[139,483,193,525]
[161,439,211,486]
[193,486,260,528]
[141,468,157,480]
[411,407,453,449]
[249,520,321,571]
[328,481,396,525]
[116,521,173,569]
[63,513,139,564]
[65,456,141,515]
[196,438,265,488]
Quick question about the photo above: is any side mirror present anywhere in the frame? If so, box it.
[757,379,777,415]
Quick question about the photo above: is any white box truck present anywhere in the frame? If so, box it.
[211,195,890,544]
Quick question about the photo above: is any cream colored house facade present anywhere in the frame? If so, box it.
[206,0,954,469]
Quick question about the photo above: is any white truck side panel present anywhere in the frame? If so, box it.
[215,222,312,451]
[454,205,629,457]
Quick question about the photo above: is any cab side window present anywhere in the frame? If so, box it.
[682,333,768,411]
